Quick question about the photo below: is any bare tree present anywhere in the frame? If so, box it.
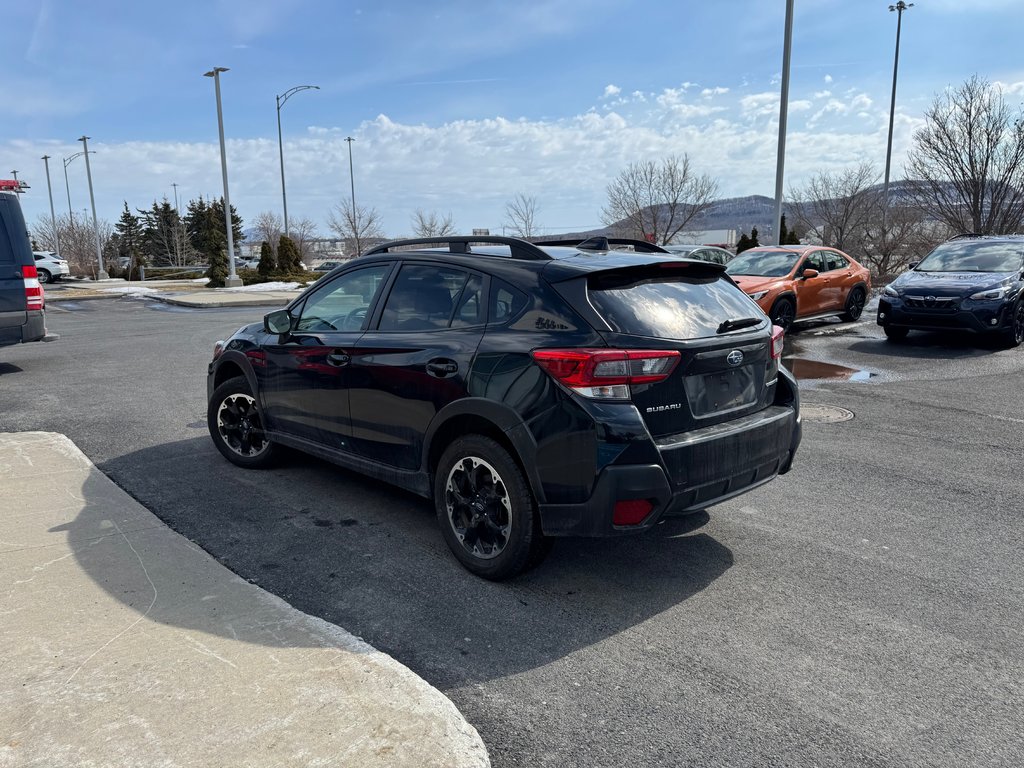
[601,155,718,245]
[906,75,1024,234]
[788,163,880,252]
[503,194,540,238]
[252,211,283,256]
[860,206,948,280]
[33,213,113,277]
[326,197,385,255]
[289,216,319,263]
[412,209,456,238]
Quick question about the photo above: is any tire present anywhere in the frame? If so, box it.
[37,269,52,284]
[435,435,546,580]
[999,301,1024,348]
[842,287,866,322]
[769,297,796,330]
[207,376,278,468]
[884,326,909,342]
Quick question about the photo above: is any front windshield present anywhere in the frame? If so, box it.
[917,241,1024,273]
[726,250,801,277]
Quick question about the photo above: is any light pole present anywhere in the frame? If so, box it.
[79,136,107,280]
[62,151,89,223]
[276,85,319,237]
[772,0,794,246]
[883,1,913,214]
[41,156,62,259]
[345,136,359,255]
[204,66,241,287]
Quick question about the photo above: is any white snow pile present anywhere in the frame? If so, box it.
[99,286,161,297]
[222,282,303,292]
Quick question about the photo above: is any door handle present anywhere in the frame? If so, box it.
[427,359,459,377]
[327,352,350,367]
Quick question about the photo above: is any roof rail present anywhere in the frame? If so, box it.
[363,235,552,261]
[532,236,669,254]
[948,232,985,240]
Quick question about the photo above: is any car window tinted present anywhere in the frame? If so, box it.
[489,279,529,324]
[802,252,827,273]
[917,241,1024,273]
[451,274,485,328]
[588,273,763,339]
[379,264,466,331]
[825,251,848,271]
[295,265,390,332]
[726,250,800,277]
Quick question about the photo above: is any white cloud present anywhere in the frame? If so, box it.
[824,75,834,84]
[603,84,621,98]
[701,87,729,97]
[7,80,926,238]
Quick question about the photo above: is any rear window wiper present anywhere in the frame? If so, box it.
[717,317,762,334]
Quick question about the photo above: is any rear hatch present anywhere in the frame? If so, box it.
[579,262,779,438]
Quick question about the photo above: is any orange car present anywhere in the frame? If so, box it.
[725,245,871,329]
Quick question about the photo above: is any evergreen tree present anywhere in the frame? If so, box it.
[207,246,229,287]
[778,215,789,246]
[278,235,303,273]
[209,197,244,258]
[736,233,753,254]
[115,202,146,278]
[257,240,276,275]
[138,200,186,266]
[749,227,760,248]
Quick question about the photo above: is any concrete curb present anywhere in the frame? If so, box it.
[0,432,489,768]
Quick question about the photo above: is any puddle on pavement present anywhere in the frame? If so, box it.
[785,357,876,382]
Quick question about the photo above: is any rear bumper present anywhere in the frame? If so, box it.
[0,310,47,347]
[877,299,1011,334]
[537,404,800,537]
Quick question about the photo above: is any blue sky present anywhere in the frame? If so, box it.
[4,0,1023,238]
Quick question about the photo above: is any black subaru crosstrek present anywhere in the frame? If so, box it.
[207,236,802,579]
[878,234,1024,346]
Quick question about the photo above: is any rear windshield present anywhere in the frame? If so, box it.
[588,272,765,339]
[916,241,1024,273]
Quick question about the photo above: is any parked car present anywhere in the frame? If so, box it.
[877,234,1024,346]
[207,235,801,579]
[1,189,54,348]
[726,245,871,329]
[313,260,344,273]
[32,251,70,283]
[662,244,734,265]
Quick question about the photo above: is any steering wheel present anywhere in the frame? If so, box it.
[343,307,367,330]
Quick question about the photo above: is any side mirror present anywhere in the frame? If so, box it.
[801,268,819,279]
[908,262,919,270]
[264,309,294,334]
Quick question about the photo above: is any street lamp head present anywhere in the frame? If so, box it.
[889,2,913,11]
[204,67,230,77]
[78,135,90,142]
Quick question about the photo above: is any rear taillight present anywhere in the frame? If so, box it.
[770,325,784,360]
[532,348,680,400]
[22,265,44,311]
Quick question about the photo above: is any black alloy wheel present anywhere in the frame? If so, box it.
[1001,302,1024,348]
[842,287,866,322]
[770,297,796,331]
[207,376,278,468]
[435,435,546,580]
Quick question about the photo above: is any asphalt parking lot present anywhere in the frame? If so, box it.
[2,297,1023,768]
